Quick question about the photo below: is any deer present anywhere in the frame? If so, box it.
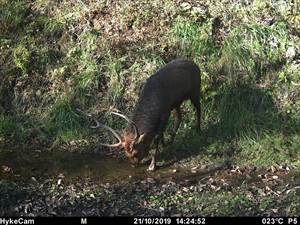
[93,59,201,171]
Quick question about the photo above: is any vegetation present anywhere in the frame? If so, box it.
[0,0,299,216]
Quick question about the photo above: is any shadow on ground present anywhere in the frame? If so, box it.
[160,84,300,163]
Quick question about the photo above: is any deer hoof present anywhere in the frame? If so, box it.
[147,164,156,172]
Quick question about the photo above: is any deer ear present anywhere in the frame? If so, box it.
[136,133,146,144]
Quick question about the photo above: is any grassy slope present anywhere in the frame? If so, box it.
[0,0,300,216]
[0,0,300,165]
[1,0,300,166]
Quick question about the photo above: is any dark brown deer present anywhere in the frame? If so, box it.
[95,59,201,171]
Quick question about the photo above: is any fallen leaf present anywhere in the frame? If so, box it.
[2,165,12,173]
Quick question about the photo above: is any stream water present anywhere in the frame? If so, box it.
[1,149,298,186]
[0,149,184,183]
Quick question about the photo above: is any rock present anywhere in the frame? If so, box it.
[180,2,192,11]
[286,46,296,60]
[191,166,198,173]
[159,207,165,211]
[191,6,206,15]
[2,165,12,173]
[147,177,156,184]
[182,187,189,192]
[172,213,182,217]
[57,178,62,186]
[269,37,279,48]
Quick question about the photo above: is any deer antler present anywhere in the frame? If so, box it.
[111,112,139,140]
[90,119,123,148]
[76,108,123,148]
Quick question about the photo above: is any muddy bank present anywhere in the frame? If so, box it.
[1,149,299,216]
[0,149,142,183]
[0,149,230,184]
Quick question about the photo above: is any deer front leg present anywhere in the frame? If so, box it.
[148,147,157,171]
[147,112,170,171]
[148,135,159,171]
[170,106,182,144]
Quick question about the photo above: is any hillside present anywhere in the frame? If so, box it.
[0,0,299,216]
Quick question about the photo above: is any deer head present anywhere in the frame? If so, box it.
[92,112,147,165]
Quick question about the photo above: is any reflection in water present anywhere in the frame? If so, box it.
[1,149,298,187]
[0,150,148,182]
[0,150,240,185]
[0,150,178,183]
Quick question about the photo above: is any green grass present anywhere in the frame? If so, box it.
[0,0,29,33]
[148,179,299,216]
[170,16,217,59]
[0,0,299,168]
[170,16,220,95]
[148,185,300,216]
[221,22,292,84]
[46,99,85,144]
[217,85,276,137]
[237,133,300,167]
[159,82,299,167]
[13,43,31,75]
[0,114,17,140]
[0,1,300,217]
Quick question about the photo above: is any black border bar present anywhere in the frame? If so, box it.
[0,217,298,225]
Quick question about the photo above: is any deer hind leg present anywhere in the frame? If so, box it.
[170,106,182,144]
[148,112,170,171]
[191,92,201,132]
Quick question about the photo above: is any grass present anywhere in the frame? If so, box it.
[170,16,220,96]
[217,85,276,137]
[13,43,31,75]
[147,183,300,216]
[170,16,216,59]
[237,133,300,167]
[0,0,299,168]
[46,99,85,144]
[0,0,29,33]
[221,22,292,84]
[0,114,17,140]
[1,1,299,217]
